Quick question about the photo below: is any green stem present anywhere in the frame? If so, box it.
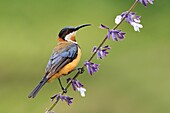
[47,71,81,111]
[47,0,139,112]
[88,0,138,62]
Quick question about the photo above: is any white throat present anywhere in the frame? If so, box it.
[65,31,77,44]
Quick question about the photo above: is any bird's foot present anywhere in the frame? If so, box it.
[77,67,84,74]
[62,87,67,93]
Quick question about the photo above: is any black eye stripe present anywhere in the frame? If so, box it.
[58,27,75,39]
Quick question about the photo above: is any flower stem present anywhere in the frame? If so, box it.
[48,97,59,111]
[88,1,138,62]
[47,70,81,112]
[47,0,139,112]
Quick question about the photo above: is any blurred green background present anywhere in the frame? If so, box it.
[0,0,169,113]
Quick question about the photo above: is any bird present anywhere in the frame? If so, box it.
[28,24,91,98]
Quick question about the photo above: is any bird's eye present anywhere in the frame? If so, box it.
[66,30,70,34]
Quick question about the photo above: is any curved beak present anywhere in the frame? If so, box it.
[75,24,91,31]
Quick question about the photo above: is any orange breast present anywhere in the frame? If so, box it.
[48,47,81,82]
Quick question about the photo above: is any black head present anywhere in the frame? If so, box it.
[58,24,91,40]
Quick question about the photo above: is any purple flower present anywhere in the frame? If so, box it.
[99,24,111,39]
[67,78,86,97]
[110,30,126,41]
[84,61,100,76]
[67,78,84,91]
[115,12,143,32]
[51,93,73,106]
[60,95,73,105]
[92,45,111,59]
[99,24,126,40]
[99,24,109,30]
[137,0,154,7]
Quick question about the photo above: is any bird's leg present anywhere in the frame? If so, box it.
[58,78,67,93]
[69,67,84,74]
[77,67,84,74]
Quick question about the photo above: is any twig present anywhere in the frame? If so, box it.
[47,0,139,112]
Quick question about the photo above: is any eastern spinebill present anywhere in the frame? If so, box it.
[28,24,91,98]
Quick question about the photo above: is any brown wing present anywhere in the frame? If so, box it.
[28,42,78,98]
[45,42,78,78]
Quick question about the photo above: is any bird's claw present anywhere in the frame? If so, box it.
[62,87,67,93]
[78,67,84,74]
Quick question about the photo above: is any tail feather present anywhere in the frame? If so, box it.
[28,77,48,98]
